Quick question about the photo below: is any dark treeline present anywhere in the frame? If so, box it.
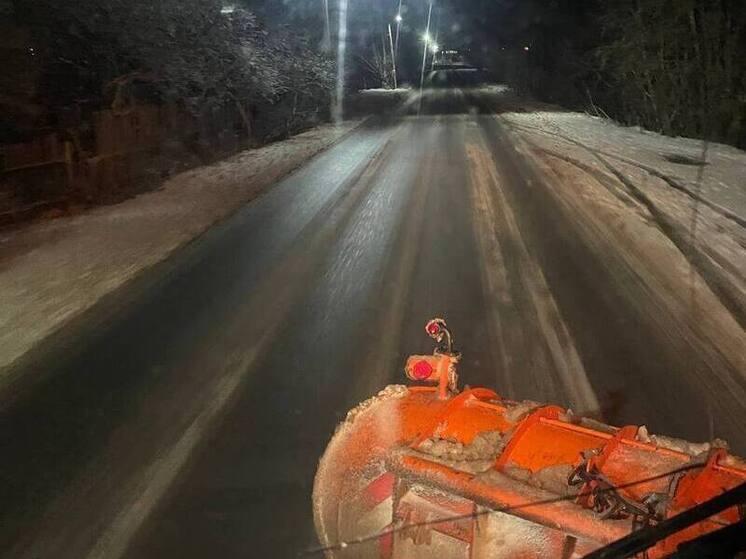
[1,0,335,147]
[452,0,746,147]
[0,0,338,218]
[3,0,744,148]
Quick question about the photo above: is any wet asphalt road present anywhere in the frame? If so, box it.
[1,89,745,559]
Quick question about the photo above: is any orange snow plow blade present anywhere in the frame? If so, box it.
[312,319,746,558]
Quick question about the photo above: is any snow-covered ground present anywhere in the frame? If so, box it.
[0,120,364,383]
[502,111,746,330]
[357,87,413,93]
[2,101,744,392]
[507,112,746,218]
[347,88,414,116]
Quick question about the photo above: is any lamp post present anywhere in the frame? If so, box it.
[388,23,398,89]
[394,0,404,55]
[322,0,331,51]
[419,1,434,94]
[333,0,349,124]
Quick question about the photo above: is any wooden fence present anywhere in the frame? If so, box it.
[1,102,249,223]
[92,105,179,155]
[1,133,71,173]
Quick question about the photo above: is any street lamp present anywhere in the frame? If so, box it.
[394,13,403,23]
[419,0,434,104]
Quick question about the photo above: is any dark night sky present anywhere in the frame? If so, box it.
[238,0,596,78]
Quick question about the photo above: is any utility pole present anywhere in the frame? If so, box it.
[381,27,388,74]
[419,1,434,96]
[388,23,398,89]
[431,6,440,72]
[333,0,348,124]
[322,0,331,52]
[394,0,404,55]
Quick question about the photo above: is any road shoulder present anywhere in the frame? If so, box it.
[499,111,746,329]
[0,119,366,388]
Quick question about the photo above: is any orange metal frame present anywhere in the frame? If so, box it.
[384,386,746,557]
[313,320,746,558]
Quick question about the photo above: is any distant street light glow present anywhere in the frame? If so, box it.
[395,14,403,23]
[523,45,530,51]
[430,43,439,54]
[418,0,433,113]
[220,5,235,14]
[422,32,431,42]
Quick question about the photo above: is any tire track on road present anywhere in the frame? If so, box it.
[466,131,599,411]
[476,115,746,450]
[8,124,408,559]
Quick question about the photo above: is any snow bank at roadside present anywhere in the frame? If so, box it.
[507,112,746,217]
[501,111,746,327]
[358,88,413,93]
[0,120,364,380]
[347,88,414,116]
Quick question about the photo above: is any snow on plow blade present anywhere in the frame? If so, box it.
[312,320,746,558]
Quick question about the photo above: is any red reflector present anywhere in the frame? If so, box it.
[412,360,434,380]
[426,322,440,336]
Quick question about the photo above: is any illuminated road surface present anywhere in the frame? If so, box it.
[2,89,744,559]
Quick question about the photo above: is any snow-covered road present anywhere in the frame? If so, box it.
[0,120,364,385]
[1,87,745,559]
